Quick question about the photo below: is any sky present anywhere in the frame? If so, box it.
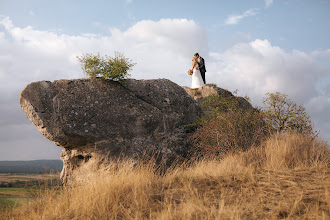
[0,0,329,160]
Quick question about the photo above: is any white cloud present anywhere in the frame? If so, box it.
[225,9,258,25]
[0,15,14,30]
[0,16,330,160]
[0,16,208,160]
[0,17,209,87]
[28,10,35,16]
[265,0,274,8]
[306,94,330,141]
[207,39,330,140]
[211,39,326,101]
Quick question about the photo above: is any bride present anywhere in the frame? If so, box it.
[191,57,205,88]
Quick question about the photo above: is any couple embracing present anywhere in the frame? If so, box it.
[190,53,206,89]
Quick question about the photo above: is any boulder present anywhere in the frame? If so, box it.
[19,78,202,184]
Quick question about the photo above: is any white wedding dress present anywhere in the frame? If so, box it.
[191,65,204,88]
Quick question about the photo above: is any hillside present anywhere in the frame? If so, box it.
[0,160,62,173]
[2,133,329,219]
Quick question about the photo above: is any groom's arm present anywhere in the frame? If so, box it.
[199,57,205,70]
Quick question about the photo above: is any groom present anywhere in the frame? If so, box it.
[194,53,206,84]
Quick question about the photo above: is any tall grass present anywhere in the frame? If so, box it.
[2,133,330,219]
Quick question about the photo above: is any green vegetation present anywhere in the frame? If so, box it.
[0,188,36,210]
[0,174,61,211]
[190,91,317,158]
[0,160,62,210]
[191,95,266,157]
[263,92,316,136]
[77,52,136,82]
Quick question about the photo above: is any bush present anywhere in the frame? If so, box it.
[191,95,268,158]
[77,52,136,82]
[190,91,319,158]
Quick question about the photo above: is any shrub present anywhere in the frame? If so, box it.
[77,52,136,82]
[191,95,268,158]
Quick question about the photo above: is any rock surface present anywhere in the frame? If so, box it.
[20,78,202,184]
[183,84,253,110]
[183,84,233,101]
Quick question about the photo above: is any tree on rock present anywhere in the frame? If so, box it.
[77,52,136,82]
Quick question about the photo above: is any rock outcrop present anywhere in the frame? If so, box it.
[20,78,202,184]
[20,78,254,185]
[183,84,253,110]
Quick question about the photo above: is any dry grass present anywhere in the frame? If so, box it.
[2,133,330,219]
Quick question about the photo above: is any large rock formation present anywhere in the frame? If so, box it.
[20,78,202,184]
[20,78,254,185]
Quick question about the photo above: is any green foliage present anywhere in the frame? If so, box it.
[206,83,217,88]
[77,52,136,82]
[190,91,318,158]
[191,95,268,157]
[262,92,316,136]
[202,95,239,115]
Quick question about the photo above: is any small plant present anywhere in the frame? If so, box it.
[77,52,136,82]
[207,83,217,88]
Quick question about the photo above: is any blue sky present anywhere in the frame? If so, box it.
[2,0,329,51]
[0,0,330,160]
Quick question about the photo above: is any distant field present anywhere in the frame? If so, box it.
[0,187,36,209]
[0,173,59,182]
[0,160,62,210]
[0,160,62,173]
[0,173,61,210]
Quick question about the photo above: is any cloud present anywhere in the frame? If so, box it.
[0,16,208,160]
[0,16,207,84]
[225,9,258,25]
[207,39,330,140]
[210,39,326,101]
[108,19,208,80]
[28,10,35,16]
[0,16,329,160]
[306,93,330,141]
[265,0,274,8]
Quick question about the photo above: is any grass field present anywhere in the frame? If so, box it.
[1,133,330,219]
[0,173,59,182]
[0,188,35,209]
[0,173,61,210]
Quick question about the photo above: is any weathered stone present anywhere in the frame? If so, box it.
[20,78,202,184]
[183,84,233,101]
[183,84,253,110]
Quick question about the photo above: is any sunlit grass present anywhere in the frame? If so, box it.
[2,133,329,219]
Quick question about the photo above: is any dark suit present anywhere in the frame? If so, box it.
[197,56,206,84]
